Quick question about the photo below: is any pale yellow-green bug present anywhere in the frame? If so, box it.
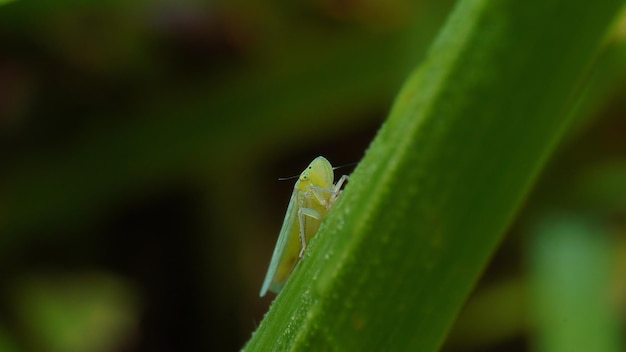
[259,156,348,297]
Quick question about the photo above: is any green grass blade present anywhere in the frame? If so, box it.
[245,0,625,350]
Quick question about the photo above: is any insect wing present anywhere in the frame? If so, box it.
[259,189,299,296]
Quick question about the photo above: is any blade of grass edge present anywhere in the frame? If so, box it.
[245,0,626,350]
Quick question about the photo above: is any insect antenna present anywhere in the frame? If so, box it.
[277,174,300,181]
[277,160,357,181]
[332,161,359,171]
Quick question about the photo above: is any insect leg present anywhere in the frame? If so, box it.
[309,174,350,208]
[297,207,321,258]
[330,175,349,205]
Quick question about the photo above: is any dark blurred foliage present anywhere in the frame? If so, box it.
[1,0,625,351]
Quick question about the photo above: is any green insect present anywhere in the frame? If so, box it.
[260,156,348,297]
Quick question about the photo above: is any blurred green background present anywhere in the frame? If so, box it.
[1,0,625,351]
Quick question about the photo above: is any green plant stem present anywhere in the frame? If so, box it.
[245,0,625,350]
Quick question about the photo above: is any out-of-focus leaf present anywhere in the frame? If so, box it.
[14,273,138,352]
[530,215,621,352]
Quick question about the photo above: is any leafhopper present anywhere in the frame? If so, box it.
[259,156,348,297]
